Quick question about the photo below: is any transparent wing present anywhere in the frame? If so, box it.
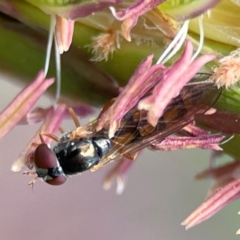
[91,81,222,171]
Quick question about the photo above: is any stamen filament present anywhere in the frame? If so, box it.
[54,32,61,104]
[44,16,55,76]
[191,16,204,62]
[156,20,189,64]
[219,135,234,145]
[109,6,118,19]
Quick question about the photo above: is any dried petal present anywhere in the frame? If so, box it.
[196,161,240,182]
[19,107,52,125]
[55,16,75,54]
[196,111,240,135]
[41,1,121,19]
[97,54,165,137]
[138,40,216,126]
[19,103,93,125]
[151,135,224,151]
[103,157,135,194]
[70,104,94,117]
[195,161,240,198]
[182,124,210,136]
[182,178,240,229]
[97,40,216,136]
[0,70,54,140]
[11,104,66,172]
[111,0,165,41]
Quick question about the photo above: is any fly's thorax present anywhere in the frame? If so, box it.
[53,137,111,175]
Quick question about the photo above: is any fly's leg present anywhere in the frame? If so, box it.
[68,107,81,127]
[23,171,38,186]
[28,176,38,186]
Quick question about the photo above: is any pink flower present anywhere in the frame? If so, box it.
[11,104,67,172]
[138,40,215,126]
[41,0,122,19]
[110,0,221,41]
[182,161,240,229]
[151,135,224,151]
[103,157,135,194]
[55,16,75,54]
[97,40,216,137]
[110,0,165,41]
[195,161,240,197]
[182,179,240,229]
[0,70,54,140]
[11,101,94,172]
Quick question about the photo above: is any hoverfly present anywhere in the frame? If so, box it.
[32,74,221,185]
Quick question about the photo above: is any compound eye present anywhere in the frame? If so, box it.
[46,175,67,186]
[35,144,58,169]
[34,144,67,186]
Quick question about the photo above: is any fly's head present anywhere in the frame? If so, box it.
[34,144,67,186]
